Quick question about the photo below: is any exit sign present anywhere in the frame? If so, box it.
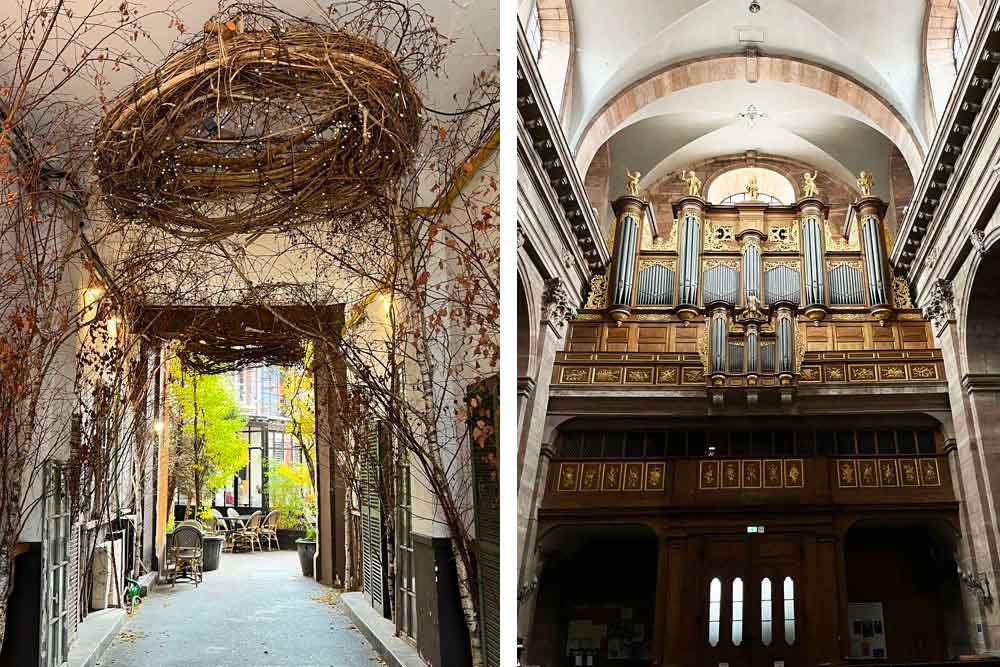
[746,525,766,534]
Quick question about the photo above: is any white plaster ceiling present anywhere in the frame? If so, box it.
[566,0,928,146]
[0,0,497,114]
[605,79,894,201]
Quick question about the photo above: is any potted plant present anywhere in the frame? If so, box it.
[197,506,225,571]
[296,526,317,577]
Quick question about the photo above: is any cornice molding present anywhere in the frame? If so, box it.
[517,23,608,277]
[892,0,1000,276]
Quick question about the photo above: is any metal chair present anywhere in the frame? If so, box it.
[260,510,280,551]
[167,525,204,587]
[232,511,263,552]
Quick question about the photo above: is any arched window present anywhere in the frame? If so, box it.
[719,191,783,206]
[731,578,744,646]
[783,576,796,645]
[760,577,773,646]
[953,15,969,72]
[708,577,722,646]
[526,1,542,60]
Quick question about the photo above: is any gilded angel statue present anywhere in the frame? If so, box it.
[802,171,818,198]
[625,170,641,196]
[682,170,702,197]
[857,171,873,197]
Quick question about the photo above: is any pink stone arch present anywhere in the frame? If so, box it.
[574,54,925,180]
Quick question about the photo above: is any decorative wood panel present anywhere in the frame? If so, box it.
[555,461,668,493]
[699,459,804,490]
[836,458,940,489]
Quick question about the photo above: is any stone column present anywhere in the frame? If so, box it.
[797,196,828,323]
[673,195,707,322]
[922,279,1000,650]
[607,194,645,322]
[855,196,892,323]
[518,442,557,650]
[517,279,572,586]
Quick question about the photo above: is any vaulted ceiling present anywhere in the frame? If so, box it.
[531,0,969,206]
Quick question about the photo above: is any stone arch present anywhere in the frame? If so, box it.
[574,54,925,181]
[924,0,961,122]
[535,0,575,121]
[517,265,539,380]
[961,231,1000,376]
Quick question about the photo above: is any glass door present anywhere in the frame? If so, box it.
[41,463,71,667]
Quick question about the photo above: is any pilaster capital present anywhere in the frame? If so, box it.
[920,278,956,333]
[541,277,575,331]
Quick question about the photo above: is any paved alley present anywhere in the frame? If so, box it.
[98,550,383,667]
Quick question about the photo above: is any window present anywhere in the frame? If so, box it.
[953,15,969,72]
[526,2,542,60]
[708,578,722,646]
[783,576,796,644]
[761,577,773,646]
[397,455,417,640]
[732,578,744,646]
[719,191,782,205]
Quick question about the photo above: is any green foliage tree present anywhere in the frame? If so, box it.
[279,354,316,491]
[168,359,247,516]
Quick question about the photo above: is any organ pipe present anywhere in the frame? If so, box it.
[608,193,647,322]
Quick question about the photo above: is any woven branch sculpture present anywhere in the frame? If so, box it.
[94,2,436,240]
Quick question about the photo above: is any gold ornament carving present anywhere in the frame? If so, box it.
[625,170,642,196]
[824,217,861,252]
[704,219,737,251]
[763,258,800,272]
[892,276,914,308]
[827,259,862,270]
[766,223,800,252]
[802,171,819,198]
[584,272,609,310]
[703,258,740,271]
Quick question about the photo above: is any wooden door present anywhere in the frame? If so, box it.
[696,534,805,667]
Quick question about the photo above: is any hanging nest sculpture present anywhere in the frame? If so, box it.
[94,2,443,239]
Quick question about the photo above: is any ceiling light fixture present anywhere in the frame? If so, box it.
[738,104,767,128]
[749,1,761,13]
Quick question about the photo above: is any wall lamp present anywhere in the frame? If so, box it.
[958,565,993,605]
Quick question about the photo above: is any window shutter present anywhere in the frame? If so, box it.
[468,375,500,667]
[360,421,388,617]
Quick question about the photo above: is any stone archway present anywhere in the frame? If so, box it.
[924,0,961,122]
[573,54,925,180]
[535,0,575,121]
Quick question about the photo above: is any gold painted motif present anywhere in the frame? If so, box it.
[859,459,878,487]
[784,459,804,488]
[849,365,876,381]
[700,461,720,489]
[763,258,801,272]
[703,258,741,271]
[580,463,602,491]
[603,463,623,491]
[558,463,580,492]
[742,460,762,488]
[910,364,938,380]
[800,366,821,382]
[682,367,706,384]
[646,463,666,491]
[634,313,672,321]
[638,257,677,271]
[625,368,653,384]
[722,461,741,488]
[594,367,623,383]
[900,459,919,487]
[878,459,899,487]
[624,463,644,491]
[879,365,907,380]
[561,367,591,383]
[838,460,858,487]
[574,313,602,321]
[921,459,941,486]
[825,366,846,381]
[764,460,783,488]
[657,367,679,384]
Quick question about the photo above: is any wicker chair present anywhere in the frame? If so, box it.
[232,511,263,552]
[167,524,204,587]
[260,510,280,551]
[226,507,245,528]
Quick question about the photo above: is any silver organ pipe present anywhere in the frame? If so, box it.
[611,212,638,306]
[636,265,676,305]
[710,307,729,376]
[764,266,801,305]
[776,306,795,378]
[828,264,865,305]
[703,265,739,305]
[802,216,825,307]
[862,215,889,307]
[679,214,701,306]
